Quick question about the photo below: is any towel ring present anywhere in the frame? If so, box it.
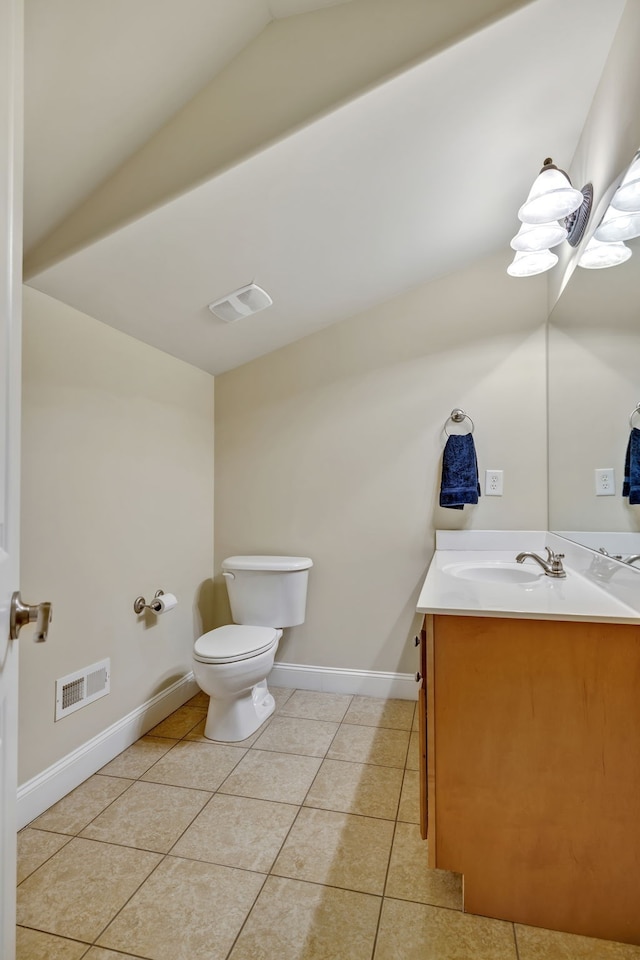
[630,402,640,428]
[444,408,474,436]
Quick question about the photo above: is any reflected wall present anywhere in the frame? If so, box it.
[548,234,640,543]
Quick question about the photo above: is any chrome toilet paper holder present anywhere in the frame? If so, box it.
[133,590,165,615]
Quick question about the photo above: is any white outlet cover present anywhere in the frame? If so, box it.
[485,469,504,496]
[595,468,615,496]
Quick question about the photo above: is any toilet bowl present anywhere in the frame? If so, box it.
[193,624,283,742]
[193,555,312,742]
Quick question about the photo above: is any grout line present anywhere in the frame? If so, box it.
[16,688,423,954]
[15,831,73,887]
[88,847,168,946]
[513,921,521,960]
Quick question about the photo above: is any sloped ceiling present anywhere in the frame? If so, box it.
[24,0,352,251]
[25,0,627,375]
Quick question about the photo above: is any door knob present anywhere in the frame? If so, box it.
[10,591,53,642]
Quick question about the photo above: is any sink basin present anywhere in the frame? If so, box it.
[443,561,542,584]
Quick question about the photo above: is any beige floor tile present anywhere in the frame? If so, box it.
[304,759,403,819]
[85,949,152,959]
[17,837,161,942]
[229,876,381,960]
[412,702,419,731]
[253,715,339,757]
[405,730,420,771]
[97,735,178,778]
[30,775,131,835]
[374,898,518,960]
[279,689,353,722]
[327,723,409,767]
[185,714,271,747]
[515,923,640,959]
[343,696,415,730]
[385,822,462,909]
[140,739,246,791]
[171,793,298,871]
[81,780,210,852]
[98,856,265,960]
[397,769,420,824]
[219,749,322,804]
[17,828,71,883]
[186,689,210,708]
[147,704,207,739]
[273,807,394,895]
[85,949,146,960]
[16,926,88,960]
[271,685,295,711]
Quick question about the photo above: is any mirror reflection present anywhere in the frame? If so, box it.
[548,151,640,561]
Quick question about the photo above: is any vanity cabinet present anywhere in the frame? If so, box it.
[421,613,640,945]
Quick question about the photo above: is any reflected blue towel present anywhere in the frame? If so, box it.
[622,428,640,504]
[439,433,481,510]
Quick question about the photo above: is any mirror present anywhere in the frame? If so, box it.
[548,152,640,562]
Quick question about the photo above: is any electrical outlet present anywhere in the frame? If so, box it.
[595,468,615,496]
[485,469,504,496]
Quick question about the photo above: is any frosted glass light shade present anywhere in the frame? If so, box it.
[507,249,558,277]
[518,167,584,224]
[510,220,568,252]
[578,238,632,269]
[594,207,640,242]
[610,155,640,213]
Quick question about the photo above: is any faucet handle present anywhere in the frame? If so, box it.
[549,551,566,575]
[545,547,564,561]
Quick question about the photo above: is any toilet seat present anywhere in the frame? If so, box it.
[194,624,278,664]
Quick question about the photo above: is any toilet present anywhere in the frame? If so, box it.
[193,555,312,742]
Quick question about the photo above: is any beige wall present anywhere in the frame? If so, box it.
[548,249,640,532]
[214,252,548,676]
[548,324,640,533]
[19,287,214,784]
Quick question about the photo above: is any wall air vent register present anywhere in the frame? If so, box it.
[55,658,110,721]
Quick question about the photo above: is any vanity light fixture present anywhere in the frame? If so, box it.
[518,158,584,223]
[577,237,632,269]
[507,249,558,277]
[610,151,640,212]
[593,205,640,243]
[510,219,567,253]
[507,158,592,277]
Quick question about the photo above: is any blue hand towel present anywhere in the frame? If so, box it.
[439,433,481,509]
[622,427,640,504]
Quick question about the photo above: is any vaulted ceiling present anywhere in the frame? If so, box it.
[24,0,627,374]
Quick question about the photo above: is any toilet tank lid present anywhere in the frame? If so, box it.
[222,556,313,572]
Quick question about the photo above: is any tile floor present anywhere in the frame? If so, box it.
[16,689,640,960]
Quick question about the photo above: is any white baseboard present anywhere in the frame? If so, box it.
[17,664,416,828]
[270,662,418,701]
[17,672,199,830]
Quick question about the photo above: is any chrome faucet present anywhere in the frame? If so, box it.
[598,547,623,560]
[598,548,640,567]
[515,547,566,578]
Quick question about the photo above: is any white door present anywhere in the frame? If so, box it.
[0,1,22,957]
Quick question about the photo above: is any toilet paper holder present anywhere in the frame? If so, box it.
[133,590,165,615]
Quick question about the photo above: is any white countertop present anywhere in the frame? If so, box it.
[417,534,640,623]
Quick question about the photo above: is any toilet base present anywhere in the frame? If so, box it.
[203,679,275,742]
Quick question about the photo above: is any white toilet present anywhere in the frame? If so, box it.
[193,555,312,742]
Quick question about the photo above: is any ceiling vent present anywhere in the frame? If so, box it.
[208,283,273,323]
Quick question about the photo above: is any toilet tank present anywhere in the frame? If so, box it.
[222,556,313,627]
